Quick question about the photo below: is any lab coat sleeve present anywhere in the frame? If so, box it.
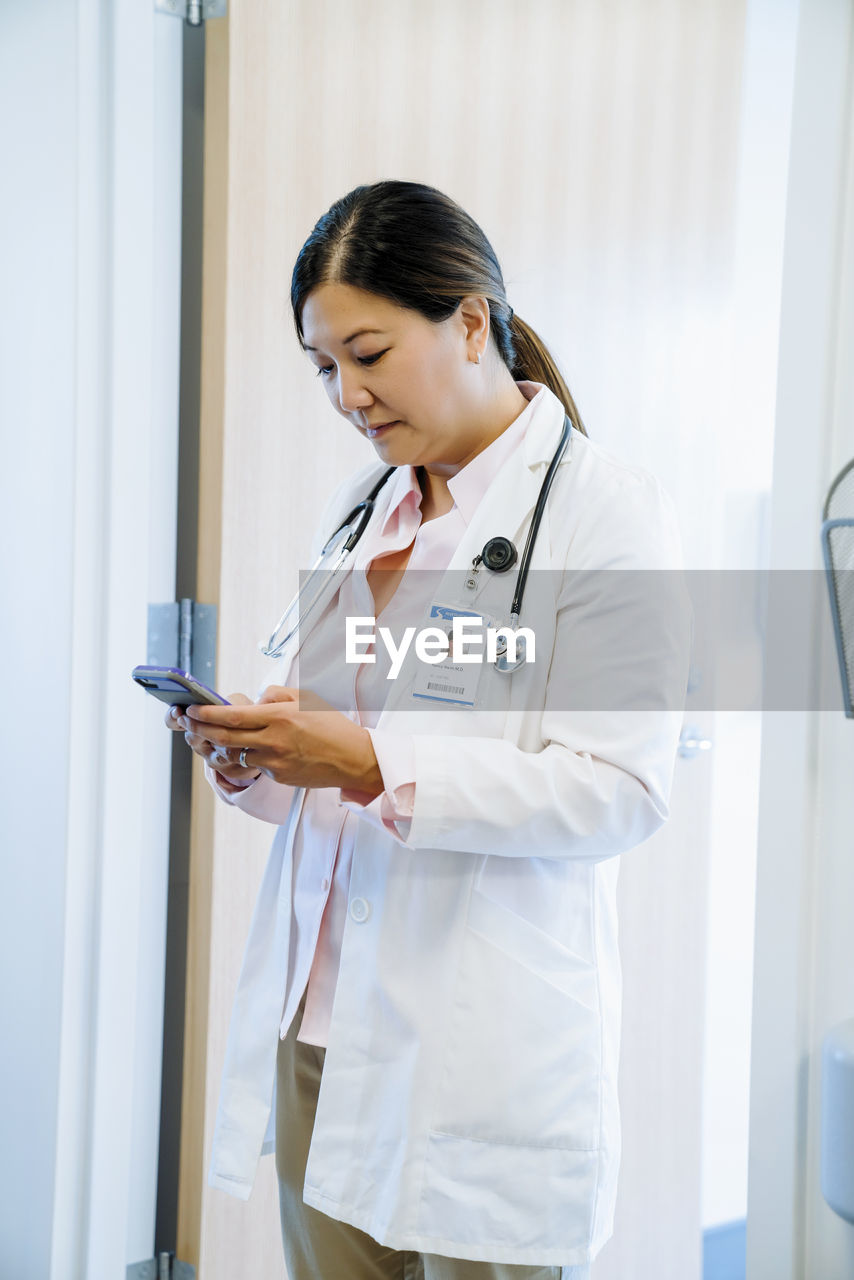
[204,761,298,825]
[396,470,693,863]
[339,728,415,841]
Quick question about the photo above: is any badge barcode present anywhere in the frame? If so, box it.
[427,681,466,694]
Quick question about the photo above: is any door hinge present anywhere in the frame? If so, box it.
[154,0,226,26]
[148,598,217,685]
[127,1256,195,1280]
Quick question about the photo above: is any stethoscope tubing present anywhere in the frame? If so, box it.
[261,415,570,661]
[507,414,570,622]
[334,466,397,554]
[260,467,396,658]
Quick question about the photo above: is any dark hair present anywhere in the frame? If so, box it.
[291,180,587,436]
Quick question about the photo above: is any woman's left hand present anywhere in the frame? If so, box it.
[185,685,385,797]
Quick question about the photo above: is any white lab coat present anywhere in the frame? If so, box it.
[206,384,691,1268]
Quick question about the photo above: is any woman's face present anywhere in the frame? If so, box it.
[300,282,490,472]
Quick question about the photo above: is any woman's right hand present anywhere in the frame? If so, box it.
[164,693,262,784]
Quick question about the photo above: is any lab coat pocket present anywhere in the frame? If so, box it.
[430,890,602,1152]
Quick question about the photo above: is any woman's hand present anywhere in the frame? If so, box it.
[164,693,263,785]
[182,685,385,797]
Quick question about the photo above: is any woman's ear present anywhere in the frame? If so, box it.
[457,295,491,362]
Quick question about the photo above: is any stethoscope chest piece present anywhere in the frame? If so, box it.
[492,617,528,673]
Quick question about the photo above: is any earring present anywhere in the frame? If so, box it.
[475,351,482,365]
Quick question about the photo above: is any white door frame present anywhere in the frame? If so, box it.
[748,0,854,1276]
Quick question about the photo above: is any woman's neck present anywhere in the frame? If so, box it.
[417,380,529,518]
[416,467,455,521]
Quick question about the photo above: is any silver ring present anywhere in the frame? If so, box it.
[238,747,250,768]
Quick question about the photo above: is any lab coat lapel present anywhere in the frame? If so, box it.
[443,396,569,583]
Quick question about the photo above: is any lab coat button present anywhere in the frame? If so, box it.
[349,896,370,923]
[321,877,330,892]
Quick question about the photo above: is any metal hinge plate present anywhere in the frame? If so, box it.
[148,599,217,685]
[154,0,226,23]
[127,1258,195,1280]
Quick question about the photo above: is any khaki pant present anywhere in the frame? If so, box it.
[275,992,591,1280]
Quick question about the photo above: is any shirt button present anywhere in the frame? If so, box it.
[349,896,370,923]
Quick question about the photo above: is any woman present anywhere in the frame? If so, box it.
[167,181,690,1279]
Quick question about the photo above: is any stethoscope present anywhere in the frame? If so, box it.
[260,414,571,673]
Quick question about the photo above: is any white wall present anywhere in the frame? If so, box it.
[701,0,799,1231]
[748,0,854,1276]
[0,3,183,1276]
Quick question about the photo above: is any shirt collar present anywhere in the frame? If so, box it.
[377,459,423,537]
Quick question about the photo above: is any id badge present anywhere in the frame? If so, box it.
[411,603,489,707]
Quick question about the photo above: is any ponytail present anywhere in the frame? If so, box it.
[507,313,588,437]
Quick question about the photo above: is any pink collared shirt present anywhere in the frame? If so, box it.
[220,383,544,1046]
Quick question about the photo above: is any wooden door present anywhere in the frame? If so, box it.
[179,3,746,1275]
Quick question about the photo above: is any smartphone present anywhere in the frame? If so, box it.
[132,665,230,707]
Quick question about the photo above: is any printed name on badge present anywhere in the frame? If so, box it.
[410,604,487,705]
